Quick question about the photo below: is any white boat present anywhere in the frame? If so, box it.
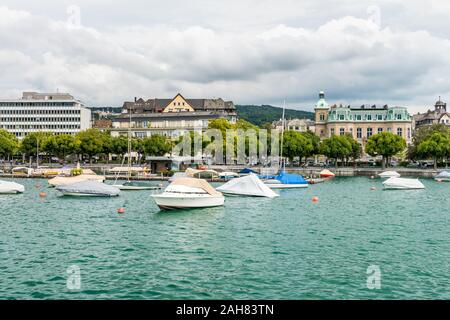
[216,174,279,198]
[48,174,105,187]
[169,172,188,182]
[151,178,224,210]
[0,180,25,194]
[56,180,120,197]
[112,181,162,190]
[435,170,450,181]
[378,171,401,178]
[219,171,239,180]
[382,177,425,190]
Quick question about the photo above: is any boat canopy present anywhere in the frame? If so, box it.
[216,174,279,198]
[274,171,308,185]
[185,168,218,178]
[378,171,400,178]
[56,180,120,196]
[170,178,222,196]
[0,180,25,193]
[239,168,258,174]
[382,177,425,189]
[436,171,450,178]
[48,174,105,186]
[109,166,145,173]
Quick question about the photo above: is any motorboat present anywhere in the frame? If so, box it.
[319,169,335,178]
[151,178,224,210]
[48,174,105,187]
[169,172,188,182]
[185,168,219,179]
[239,168,258,175]
[112,181,162,190]
[216,174,279,198]
[56,180,120,197]
[261,171,308,189]
[382,177,425,190]
[0,180,25,194]
[378,171,401,178]
[435,170,450,182]
[218,171,239,180]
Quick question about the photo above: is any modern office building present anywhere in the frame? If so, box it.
[0,91,91,138]
[413,97,450,129]
[111,93,237,138]
[314,91,413,145]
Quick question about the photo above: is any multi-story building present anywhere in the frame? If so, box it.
[273,118,315,133]
[314,91,413,145]
[413,97,450,129]
[111,93,237,138]
[0,91,91,138]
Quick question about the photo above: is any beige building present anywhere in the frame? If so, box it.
[314,91,413,145]
[273,118,315,133]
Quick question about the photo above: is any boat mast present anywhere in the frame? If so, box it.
[280,100,286,172]
[127,107,132,182]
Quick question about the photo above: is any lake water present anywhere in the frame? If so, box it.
[0,177,449,299]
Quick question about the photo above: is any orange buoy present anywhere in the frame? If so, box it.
[39,192,46,198]
[312,196,319,203]
[117,208,125,214]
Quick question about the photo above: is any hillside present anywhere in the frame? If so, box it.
[236,105,314,126]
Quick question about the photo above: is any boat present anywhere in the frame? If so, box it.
[12,167,34,177]
[239,168,258,175]
[218,171,239,180]
[262,171,309,189]
[435,170,450,182]
[0,180,25,194]
[307,178,325,184]
[56,180,120,197]
[319,169,335,178]
[48,174,105,187]
[382,177,425,190]
[151,178,224,210]
[185,168,219,179]
[378,171,401,178]
[169,171,188,182]
[216,174,279,198]
[113,181,162,190]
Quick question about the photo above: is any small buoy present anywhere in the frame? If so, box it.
[371,187,376,191]
[39,192,46,198]
[370,176,375,179]
[35,184,41,188]
[437,179,443,183]
[117,208,125,214]
[312,196,319,203]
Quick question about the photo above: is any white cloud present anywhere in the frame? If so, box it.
[0,3,449,114]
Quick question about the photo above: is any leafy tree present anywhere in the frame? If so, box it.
[20,132,52,157]
[110,136,129,161]
[365,132,406,169]
[0,129,19,159]
[43,134,79,160]
[408,124,450,160]
[143,135,172,157]
[282,131,314,163]
[76,129,110,164]
[416,132,450,169]
[343,133,362,167]
[319,135,352,168]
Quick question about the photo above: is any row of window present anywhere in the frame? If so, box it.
[0,102,75,107]
[0,109,80,115]
[0,117,81,122]
[13,131,77,137]
[330,127,411,139]
[2,124,80,130]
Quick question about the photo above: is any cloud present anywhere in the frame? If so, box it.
[0,4,449,114]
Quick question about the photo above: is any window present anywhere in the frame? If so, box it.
[396,114,402,120]
[407,128,411,139]
[397,128,402,136]
[330,128,335,135]
[356,115,362,121]
[357,128,362,138]
[319,114,325,121]
[340,128,345,135]
[367,127,373,138]
[377,115,383,120]
[339,114,345,120]
[387,127,392,132]
[378,128,383,134]
[367,115,372,121]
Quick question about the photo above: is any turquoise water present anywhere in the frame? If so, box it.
[0,177,449,299]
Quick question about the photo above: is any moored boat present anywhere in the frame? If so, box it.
[218,171,239,180]
[261,171,308,189]
[216,174,279,198]
[112,181,162,190]
[0,180,25,194]
[435,170,450,181]
[56,180,120,197]
[378,171,401,178]
[151,178,224,210]
[319,169,335,178]
[382,177,425,190]
[48,174,105,187]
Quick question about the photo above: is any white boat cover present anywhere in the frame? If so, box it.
[48,174,105,186]
[436,171,450,179]
[378,171,401,178]
[0,180,25,193]
[185,168,218,178]
[217,174,279,198]
[109,166,145,173]
[382,177,425,189]
[56,180,120,196]
[169,178,222,196]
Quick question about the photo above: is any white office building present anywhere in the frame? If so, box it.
[0,91,91,138]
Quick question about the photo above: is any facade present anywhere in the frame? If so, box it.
[0,91,91,139]
[111,93,237,138]
[413,98,450,129]
[273,118,315,133]
[314,91,413,145]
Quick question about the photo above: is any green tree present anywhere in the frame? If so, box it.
[365,132,406,169]
[319,135,352,168]
[408,124,450,160]
[20,132,52,157]
[0,129,19,159]
[76,129,109,164]
[110,136,129,161]
[282,131,314,164]
[416,132,450,169]
[143,135,172,157]
[43,134,79,161]
[343,133,362,167]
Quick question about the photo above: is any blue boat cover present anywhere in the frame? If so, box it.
[239,168,258,174]
[275,171,308,185]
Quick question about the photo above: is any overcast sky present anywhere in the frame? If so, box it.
[1,1,450,113]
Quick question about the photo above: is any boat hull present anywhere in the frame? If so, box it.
[435,177,450,182]
[265,184,308,189]
[383,185,425,190]
[113,184,162,190]
[59,192,119,197]
[151,194,224,210]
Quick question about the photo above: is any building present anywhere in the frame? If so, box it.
[413,97,450,129]
[273,118,315,133]
[314,91,413,145]
[111,93,237,138]
[0,91,91,138]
